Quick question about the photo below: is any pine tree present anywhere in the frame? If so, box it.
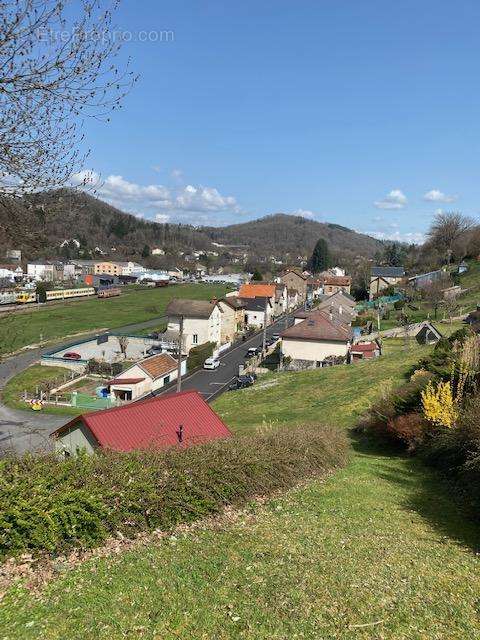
[308,238,330,273]
[252,269,263,281]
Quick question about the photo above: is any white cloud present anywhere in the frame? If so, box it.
[170,168,183,181]
[70,170,242,220]
[155,213,170,223]
[291,208,315,219]
[374,189,407,210]
[364,230,426,245]
[423,189,457,203]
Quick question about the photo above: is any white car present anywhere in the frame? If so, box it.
[203,357,220,370]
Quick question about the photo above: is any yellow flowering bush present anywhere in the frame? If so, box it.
[421,380,458,428]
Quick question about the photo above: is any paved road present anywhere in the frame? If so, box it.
[154,315,294,402]
[0,316,167,455]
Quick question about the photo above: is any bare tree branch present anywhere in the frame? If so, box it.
[0,0,138,193]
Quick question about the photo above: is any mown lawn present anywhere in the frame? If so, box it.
[1,339,480,639]
[0,283,228,355]
[214,339,428,432]
[1,364,83,416]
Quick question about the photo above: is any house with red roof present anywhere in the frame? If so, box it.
[51,390,232,456]
[349,340,382,363]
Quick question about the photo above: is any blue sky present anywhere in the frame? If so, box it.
[75,0,480,243]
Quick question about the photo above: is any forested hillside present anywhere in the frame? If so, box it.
[0,189,382,264]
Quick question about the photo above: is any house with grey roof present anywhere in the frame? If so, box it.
[165,298,223,353]
[280,311,352,369]
[369,266,405,300]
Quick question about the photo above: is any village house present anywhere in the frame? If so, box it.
[280,311,352,368]
[369,266,405,299]
[316,290,356,321]
[321,275,352,295]
[280,268,308,301]
[51,390,232,456]
[94,261,123,277]
[165,298,223,353]
[241,297,273,328]
[287,288,299,310]
[106,352,185,401]
[274,283,288,315]
[217,297,246,343]
[349,340,382,363]
[69,259,98,276]
[27,261,68,282]
[238,283,277,309]
[307,279,324,301]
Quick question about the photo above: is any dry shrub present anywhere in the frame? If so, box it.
[386,413,427,452]
[0,424,348,558]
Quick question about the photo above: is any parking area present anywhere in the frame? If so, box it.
[45,335,156,365]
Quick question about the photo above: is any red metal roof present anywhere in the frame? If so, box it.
[52,390,232,452]
[350,342,377,353]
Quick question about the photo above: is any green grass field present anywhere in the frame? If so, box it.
[0,284,228,356]
[1,364,85,416]
[2,338,480,638]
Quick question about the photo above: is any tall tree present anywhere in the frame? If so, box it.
[427,212,474,262]
[308,238,330,273]
[0,0,137,193]
[252,268,263,281]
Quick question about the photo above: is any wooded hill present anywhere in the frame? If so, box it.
[0,189,382,264]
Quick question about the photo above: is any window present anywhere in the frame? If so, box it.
[192,334,198,345]
[163,375,170,385]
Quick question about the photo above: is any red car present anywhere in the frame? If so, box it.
[63,352,81,360]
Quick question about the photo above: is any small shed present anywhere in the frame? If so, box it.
[51,390,232,456]
[415,322,442,345]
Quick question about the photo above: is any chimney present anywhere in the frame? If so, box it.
[339,305,343,315]
[176,424,184,443]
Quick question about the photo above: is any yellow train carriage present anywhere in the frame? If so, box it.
[16,292,37,304]
[45,287,95,301]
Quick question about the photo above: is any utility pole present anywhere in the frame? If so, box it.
[262,297,268,355]
[176,315,184,393]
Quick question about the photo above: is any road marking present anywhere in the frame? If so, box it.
[209,382,227,386]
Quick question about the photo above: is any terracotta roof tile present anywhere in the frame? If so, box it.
[138,353,178,380]
[238,283,276,299]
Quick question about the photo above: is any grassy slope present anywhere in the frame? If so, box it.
[1,365,83,416]
[2,339,480,639]
[0,284,228,356]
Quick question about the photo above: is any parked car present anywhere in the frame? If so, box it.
[228,376,253,391]
[243,372,257,384]
[63,352,81,360]
[147,346,163,356]
[245,346,260,358]
[271,334,280,341]
[203,357,220,370]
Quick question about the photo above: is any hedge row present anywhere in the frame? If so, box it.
[186,341,216,370]
[0,424,348,557]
